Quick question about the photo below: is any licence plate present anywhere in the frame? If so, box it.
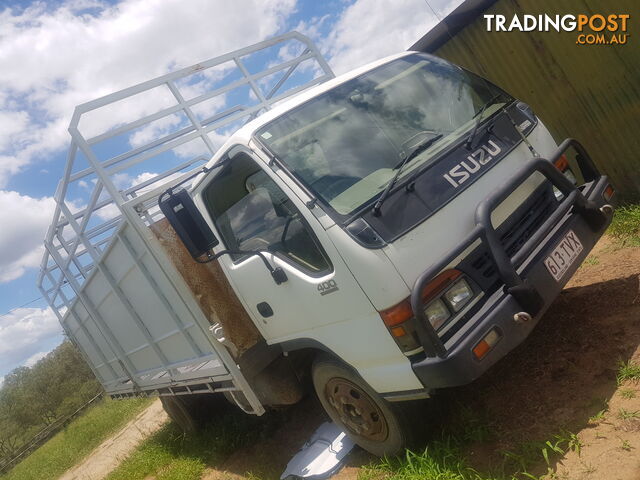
[544,230,583,281]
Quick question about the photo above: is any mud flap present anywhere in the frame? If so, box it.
[280,422,355,480]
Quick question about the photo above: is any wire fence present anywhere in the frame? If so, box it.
[0,392,104,474]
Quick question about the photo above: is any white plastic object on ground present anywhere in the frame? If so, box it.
[280,422,355,480]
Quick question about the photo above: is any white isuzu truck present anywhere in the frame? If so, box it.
[38,32,615,456]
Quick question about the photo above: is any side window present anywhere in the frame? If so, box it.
[203,152,331,275]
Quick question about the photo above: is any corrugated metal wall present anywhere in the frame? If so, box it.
[430,0,640,199]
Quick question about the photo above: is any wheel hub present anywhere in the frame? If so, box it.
[325,377,388,441]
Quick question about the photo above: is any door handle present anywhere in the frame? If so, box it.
[257,302,274,318]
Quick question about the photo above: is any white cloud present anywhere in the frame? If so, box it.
[128,113,184,149]
[0,110,29,151]
[0,0,465,190]
[0,0,297,186]
[321,0,440,75]
[24,350,49,367]
[94,170,186,220]
[0,190,56,283]
[0,307,62,373]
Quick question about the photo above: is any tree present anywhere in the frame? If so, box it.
[0,341,102,465]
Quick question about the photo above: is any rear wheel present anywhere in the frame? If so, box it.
[160,395,198,433]
[160,393,230,433]
[311,355,409,457]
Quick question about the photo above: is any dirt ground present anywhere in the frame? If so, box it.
[58,400,168,480]
[436,235,640,479]
[536,237,640,480]
[200,236,640,480]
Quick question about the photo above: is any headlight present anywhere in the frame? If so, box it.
[444,278,472,312]
[424,298,450,330]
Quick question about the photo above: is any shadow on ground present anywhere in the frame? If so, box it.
[432,273,640,477]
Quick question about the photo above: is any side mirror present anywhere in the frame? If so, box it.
[158,188,219,259]
[158,187,287,285]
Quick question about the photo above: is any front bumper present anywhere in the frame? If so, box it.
[410,139,614,390]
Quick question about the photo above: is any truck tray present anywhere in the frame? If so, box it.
[37,32,334,411]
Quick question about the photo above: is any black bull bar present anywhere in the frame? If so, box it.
[410,138,610,358]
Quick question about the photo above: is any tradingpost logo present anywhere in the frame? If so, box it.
[484,14,630,45]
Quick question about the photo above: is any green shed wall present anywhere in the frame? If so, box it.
[431,0,639,199]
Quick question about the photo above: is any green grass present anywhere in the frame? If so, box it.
[617,409,640,420]
[500,431,579,476]
[359,410,579,480]
[582,255,599,266]
[620,440,633,452]
[617,360,640,385]
[608,204,640,246]
[105,406,286,480]
[104,425,223,480]
[1,397,151,480]
[361,440,491,480]
[359,434,575,480]
[105,427,208,480]
[620,389,636,399]
[588,409,607,423]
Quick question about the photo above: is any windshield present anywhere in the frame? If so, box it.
[256,54,511,217]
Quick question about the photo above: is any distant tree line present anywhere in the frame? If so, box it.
[0,341,101,462]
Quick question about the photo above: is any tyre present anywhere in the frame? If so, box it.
[160,393,230,433]
[311,355,409,457]
[160,395,198,433]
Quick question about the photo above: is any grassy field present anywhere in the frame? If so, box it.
[99,396,597,480]
[104,422,235,480]
[0,397,150,480]
[359,428,584,480]
[609,204,640,246]
[105,404,288,480]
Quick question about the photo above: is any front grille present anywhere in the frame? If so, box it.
[470,250,497,283]
[499,184,558,259]
[461,182,558,293]
[443,183,559,343]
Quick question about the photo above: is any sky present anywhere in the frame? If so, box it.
[0,0,462,386]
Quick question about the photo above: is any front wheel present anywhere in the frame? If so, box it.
[311,355,409,457]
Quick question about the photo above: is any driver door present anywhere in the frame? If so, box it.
[198,147,374,343]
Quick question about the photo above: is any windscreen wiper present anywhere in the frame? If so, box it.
[372,133,443,216]
[465,94,501,151]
